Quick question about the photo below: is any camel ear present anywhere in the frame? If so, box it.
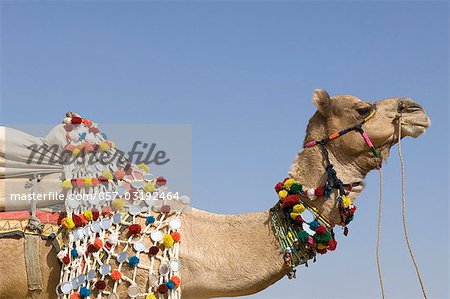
[312,89,331,116]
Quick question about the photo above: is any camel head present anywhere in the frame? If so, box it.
[306,89,430,172]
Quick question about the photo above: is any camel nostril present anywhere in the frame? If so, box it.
[398,100,423,113]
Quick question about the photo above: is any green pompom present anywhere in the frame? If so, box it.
[289,183,303,194]
[345,215,354,225]
[298,230,310,243]
[313,231,331,244]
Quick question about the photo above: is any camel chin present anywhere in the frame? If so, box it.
[401,116,431,138]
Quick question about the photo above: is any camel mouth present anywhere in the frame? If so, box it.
[400,115,431,138]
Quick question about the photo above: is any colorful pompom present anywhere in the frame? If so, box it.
[93,238,103,250]
[71,248,78,258]
[157,284,168,294]
[111,269,122,281]
[128,224,142,236]
[315,225,327,235]
[138,163,150,172]
[282,194,300,207]
[298,231,310,243]
[102,170,113,180]
[128,256,140,267]
[143,183,155,193]
[289,183,302,194]
[146,216,156,225]
[61,217,75,229]
[70,292,80,299]
[171,231,181,242]
[95,280,106,290]
[162,234,174,248]
[274,182,284,193]
[292,204,305,214]
[62,179,73,190]
[309,220,320,230]
[342,195,352,208]
[114,170,125,180]
[170,275,181,288]
[79,287,91,297]
[99,141,110,152]
[112,198,125,210]
[278,190,288,199]
[83,210,93,221]
[165,280,175,290]
[156,177,167,186]
[314,187,324,197]
[283,178,296,190]
[145,295,157,299]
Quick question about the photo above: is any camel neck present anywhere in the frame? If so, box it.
[288,144,368,225]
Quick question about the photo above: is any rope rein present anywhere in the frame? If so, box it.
[376,167,385,299]
[397,115,428,299]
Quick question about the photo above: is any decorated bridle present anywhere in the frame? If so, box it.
[270,104,381,278]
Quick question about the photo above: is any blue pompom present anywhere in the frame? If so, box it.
[78,132,86,141]
[309,220,320,230]
[128,256,140,267]
[165,280,175,290]
[146,216,156,225]
[101,133,107,140]
[79,287,91,297]
[70,248,78,258]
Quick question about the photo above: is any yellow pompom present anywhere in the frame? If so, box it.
[112,198,125,211]
[292,204,306,214]
[83,210,93,221]
[62,217,75,229]
[72,148,81,157]
[283,178,296,190]
[342,195,352,208]
[138,163,150,172]
[102,170,113,180]
[143,183,155,193]
[290,212,300,220]
[99,141,110,152]
[162,234,174,248]
[84,178,93,187]
[317,243,328,250]
[278,190,288,199]
[145,295,156,299]
[62,179,72,190]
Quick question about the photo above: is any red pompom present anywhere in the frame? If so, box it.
[101,206,112,216]
[293,215,304,225]
[128,224,142,236]
[93,238,103,250]
[87,244,97,253]
[274,182,284,193]
[157,284,169,294]
[92,208,100,221]
[282,194,300,207]
[314,187,324,197]
[327,239,337,251]
[73,214,83,228]
[95,280,106,290]
[71,117,82,124]
[317,248,328,255]
[98,176,109,185]
[171,232,181,242]
[62,255,71,264]
[89,127,99,134]
[315,225,327,235]
[156,177,167,186]
[348,206,357,216]
[283,178,290,183]
[64,124,74,132]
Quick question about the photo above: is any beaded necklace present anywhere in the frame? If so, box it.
[271,109,379,278]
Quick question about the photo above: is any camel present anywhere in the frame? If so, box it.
[0,89,430,299]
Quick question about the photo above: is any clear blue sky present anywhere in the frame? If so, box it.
[1,1,448,298]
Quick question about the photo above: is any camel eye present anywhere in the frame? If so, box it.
[356,106,371,116]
